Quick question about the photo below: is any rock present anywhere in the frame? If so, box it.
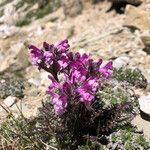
[0,43,29,72]
[0,25,19,39]
[14,46,30,70]
[40,72,50,86]
[3,96,17,107]
[141,35,150,47]
[124,6,150,30]
[113,56,130,69]
[140,35,150,54]
[26,66,50,87]
[138,95,150,115]
[112,143,118,150]
[107,142,113,149]
[28,78,41,86]
[62,0,83,17]
[0,0,24,25]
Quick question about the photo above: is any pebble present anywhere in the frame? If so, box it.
[3,96,17,107]
[112,143,118,150]
[107,142,113,149]
[28,78,41,86]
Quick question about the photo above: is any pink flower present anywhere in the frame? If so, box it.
[77,77,99,105]
[99,61,113,79]
[28,40,70,73]
[49,92,68,115]
[29,39,113,115]
[28,45,44,66]
[55,39,70,53]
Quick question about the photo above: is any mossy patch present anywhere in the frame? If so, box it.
[112,68,148,88]
[110,124,150,150]
[0,76,24,99]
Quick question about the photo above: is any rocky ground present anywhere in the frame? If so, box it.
[0,0,150,141]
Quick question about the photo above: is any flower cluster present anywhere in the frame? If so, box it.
[29,40,113,115]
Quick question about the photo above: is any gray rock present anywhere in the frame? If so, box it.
[28,78,41,86]
[107,142,113,149]
[28,72,49,86]
[0,25,19,39]
[113,56,130,69]
[112,143,118,150]
[139,95,150,116]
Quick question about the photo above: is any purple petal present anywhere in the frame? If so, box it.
[99,61,113,79]
[28,44,44,65]
[48,75,60,89]
[55,39,70,52]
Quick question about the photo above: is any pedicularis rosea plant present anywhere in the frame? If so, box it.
[28,40,113,115]
[28,40,132,149]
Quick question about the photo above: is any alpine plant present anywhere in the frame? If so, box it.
[28,40,113,115]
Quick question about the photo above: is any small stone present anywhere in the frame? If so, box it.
[0,25,19,39]
[119,144,124,150]
[28,78,41,86]
[135,128,143,134]
[117,140,122,145]
[107,142,113,149]
[112,143,118,150]
[124,6,150,30]
[138,95,150,116]
[0,79,5,83]
[40,72,50,86]
[113,56,130,69]
[3,96,17,107]
[28,72,49,86]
